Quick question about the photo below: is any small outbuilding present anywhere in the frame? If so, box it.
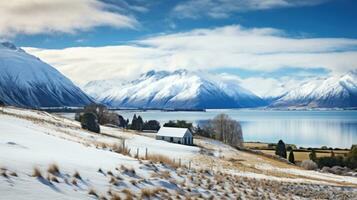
[156,127,193,145]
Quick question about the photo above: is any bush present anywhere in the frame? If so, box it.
[309,149,317,161]
[316,156,344,168]
[164,120,193,130]
[301,160,318,170]
[81,112,100,133]
[143,120,160,131]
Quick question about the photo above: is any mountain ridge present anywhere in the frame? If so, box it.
[83,69,267,109]
[0,42,93,108]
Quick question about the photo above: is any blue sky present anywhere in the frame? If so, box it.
[1,0,357,96]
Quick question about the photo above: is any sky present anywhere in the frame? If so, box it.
[1,0,357,97]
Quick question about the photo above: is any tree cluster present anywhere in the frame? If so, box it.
[314,146,357,169]
[195,114,244,148]
[163,120,193,131]
[129,114,160,131]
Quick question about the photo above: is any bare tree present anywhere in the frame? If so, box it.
[208,114,243,148]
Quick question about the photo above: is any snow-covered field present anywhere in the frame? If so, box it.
[1,106,357,199]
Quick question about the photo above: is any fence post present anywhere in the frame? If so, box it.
[136,148,139,158]
[145,148,148,160]
[189,161,191,170]
[179,158,181,167]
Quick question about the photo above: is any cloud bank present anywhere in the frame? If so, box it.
[173,0,330,19]
[0,0,138,37]
[25,25,357,96]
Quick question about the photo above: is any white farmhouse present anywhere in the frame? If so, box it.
[156,127,193,145]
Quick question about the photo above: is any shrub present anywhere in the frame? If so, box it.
[121,189,133,200]
[140,188,155,199]
[81,112,100,133]
[316,156,344,168]
[309,149,317,161]
[301,160,318,170]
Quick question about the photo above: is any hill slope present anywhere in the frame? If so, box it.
[83,70,267,109]
[0,42,93,108]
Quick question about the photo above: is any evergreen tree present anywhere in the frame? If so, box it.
[309,149,317,161]
[288,150,295,164]
[137,115,144,131]
[131,114,137,130]
[275,140,287,159]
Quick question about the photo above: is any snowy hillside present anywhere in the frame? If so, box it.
[272,70,357,108]
[0,42,93,108]
[83,70,267,109]
[1,106,357,199]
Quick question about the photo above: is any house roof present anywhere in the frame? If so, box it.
[156,127,192,138]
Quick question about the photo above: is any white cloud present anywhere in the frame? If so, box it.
[24,25,357,86]
[173,0,329,19]
[0,0,138,37]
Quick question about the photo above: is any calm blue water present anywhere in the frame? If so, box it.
[116,109,357,148]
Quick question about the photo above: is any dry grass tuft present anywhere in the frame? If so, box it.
[121,189,133,200]
[50,175,59,183]
[112,140,130,156]
[72,179,78,186]
[1,170,8,178]
[145,154,179,168]
[110,193,121,200]
[88,188,98,197]
[120,165,136,175]
[10,172,18,177]
[140,188,155,199]
[73,171,82,179]
[32,167,43,178]
[47,163,60,175]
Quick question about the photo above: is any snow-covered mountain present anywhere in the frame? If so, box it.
[83,70,267,109]
[272,70,357,108]
[0,42,93,108]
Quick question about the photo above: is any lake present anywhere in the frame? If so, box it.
[115,109,357,148]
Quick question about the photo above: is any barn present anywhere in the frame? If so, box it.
[156,127,193,145]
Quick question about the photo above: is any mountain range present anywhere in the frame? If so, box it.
[1,42,356,109]
[83,70,267,109]
[0,42,93,108]
[272,70,357,108]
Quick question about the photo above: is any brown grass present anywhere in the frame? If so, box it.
[260,150,347,162]
[145,153,180,168]
[140,188,156,199]
[110,193,121,200]
[112,140,131,156]
[73,171,82,179]
[47,163,60,175]
[32,167,43,178]
[72,179,78,186]
[10,172,18,177]
[121,189,133,200]
[88,188,98,197]
[1,170,8,178]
